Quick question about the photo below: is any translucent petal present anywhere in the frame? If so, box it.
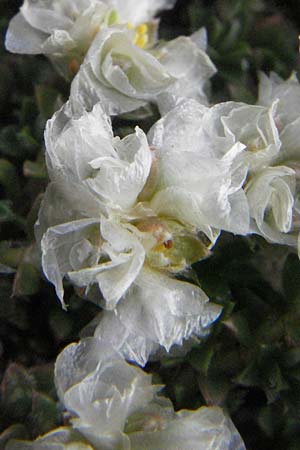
[5,12,46,54]
[41,218,100,306]
[129,406,246,450]
[95,268,222,364]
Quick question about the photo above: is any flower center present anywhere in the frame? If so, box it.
[128,23,150,48]
[133,218,210,273]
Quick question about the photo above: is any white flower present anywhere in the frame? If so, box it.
[54,338,158,449]
[7,338,246,450]
[5,0,176,79]
[37,100,224,362]
[70,26,216,115]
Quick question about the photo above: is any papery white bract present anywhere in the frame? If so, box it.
[5,0,176,79]
[94,268,221,366]
[148,98,250,236]
[258,71,300,128]
[69,26,216,115]
[246,166,297,248]
[37,100,223,361]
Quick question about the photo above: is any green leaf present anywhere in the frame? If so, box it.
[188,344,214,375]
[48,309,74,342]
[234,359,260,386]
[282,254,300,306]
[0,424,29,449]
[0,200,15,223]
[23,158,47,179]
[0,159,20,199]
[223,311,252,347]
[27,391,59,437]
[35,85,62,120]
[13,262,41,297]
[0,364,35,421]
[29,365,55,397]
[198,371,230,406]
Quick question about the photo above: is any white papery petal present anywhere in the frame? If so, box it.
[95,268,221,365]
[129,406,246,450]
[35,175,106,256]
[258,71,300,128]
[246,166,297,246]
[45,101,113,179]
[158,34,216,105]
[21,0,73,32]
[149,98,209,155]
[276,116,300,164]
[5,12,47,54]
[148,99,249,235]
[69,217,145,309]
[45,102,152,214]
[190,27,208,51]
[94,310,157,366]
[41,218,100,306]
[86,127,152,211]
[221,101,281,171]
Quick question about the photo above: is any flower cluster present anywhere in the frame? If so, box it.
[6,0,300,448]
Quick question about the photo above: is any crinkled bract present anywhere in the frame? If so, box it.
[148,98,250,236]
[94,268,221,366]
[246,166,297,247]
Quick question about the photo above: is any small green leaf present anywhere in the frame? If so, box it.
[0,159,20,199]
[27,391,59,437]
[13,262,41,297]
[23,158,47,179]
[35,85,62,120]
[0,424,29,449]
[1,364,35,421]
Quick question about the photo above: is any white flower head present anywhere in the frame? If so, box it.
[70,26,216,115]
[37,100,223,362]
[5,0,176,79]
[53,338,246,450]
[7,337,247,450]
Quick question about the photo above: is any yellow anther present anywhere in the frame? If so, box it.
[135,34,148,48]
[136,23,148,34]
[127,22,149,48]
